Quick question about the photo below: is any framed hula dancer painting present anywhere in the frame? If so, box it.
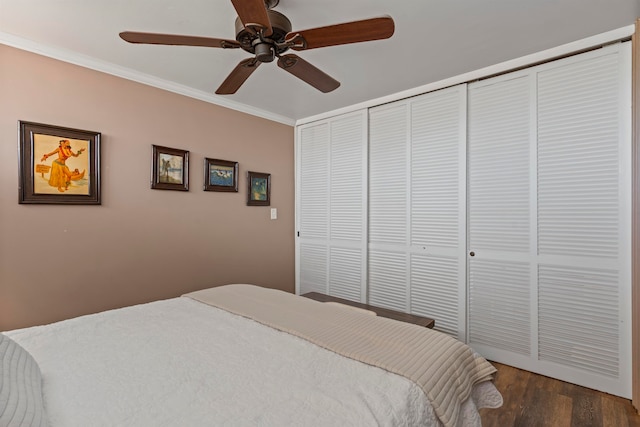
[18,121,101,204]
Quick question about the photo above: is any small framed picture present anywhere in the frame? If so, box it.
[204,158,238,192]
[247,171,271,206]
[18,121,101,204]
[151,145,189,191]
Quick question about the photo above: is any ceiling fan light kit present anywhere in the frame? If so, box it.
[119,0,394,95]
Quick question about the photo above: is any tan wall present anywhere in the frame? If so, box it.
[0,45,295,331]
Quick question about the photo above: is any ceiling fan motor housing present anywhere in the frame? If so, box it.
[235,9,292,60]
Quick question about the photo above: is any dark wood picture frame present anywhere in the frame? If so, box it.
[151,145,189,191]
[18,121,101,205]
[204,158,238,192]
[247,171,271,206]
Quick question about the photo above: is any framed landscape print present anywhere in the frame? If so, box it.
[152,145,189,191]
[247,171,270,206]
[204,158,238,192]
[18,121,101,204]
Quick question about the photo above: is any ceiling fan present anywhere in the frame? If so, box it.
[119,0,394,95]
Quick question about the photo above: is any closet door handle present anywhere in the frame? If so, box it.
[469,251,475,257]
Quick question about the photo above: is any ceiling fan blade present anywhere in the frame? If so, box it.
[120,31,241,49]
[286,15,394,51]
[277,54,340,93]
[230,0,273,36]
[215,58,261,95]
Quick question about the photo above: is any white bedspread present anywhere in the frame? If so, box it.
[6,297,501,426]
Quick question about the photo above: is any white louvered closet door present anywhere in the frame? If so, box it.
[369,102,409,311]
[467,71,533,360]
[368,86,467,339]
[296,111,368,302]
[468,43,632,397]
[298,121,329,295]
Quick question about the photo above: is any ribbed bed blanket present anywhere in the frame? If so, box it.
[185,284,497,427]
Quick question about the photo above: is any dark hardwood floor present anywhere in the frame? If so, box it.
[479,362,640,427]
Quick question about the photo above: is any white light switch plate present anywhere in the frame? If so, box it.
[270,208,277,220]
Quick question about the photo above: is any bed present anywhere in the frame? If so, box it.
[1,284,502,427]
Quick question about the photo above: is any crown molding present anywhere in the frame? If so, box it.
[297,24,635,126]
[0,31,296,127]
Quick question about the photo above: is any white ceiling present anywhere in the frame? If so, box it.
[1,0,638,124]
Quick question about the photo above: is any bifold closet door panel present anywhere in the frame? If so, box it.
[408,87,467,340]
[368,102,409,311]
[327,113,367,301]
[298,123,330,295]
[467,73,533,359]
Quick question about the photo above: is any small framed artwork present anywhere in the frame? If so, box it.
[247,171,271,206]
[151,145,189,191]
[18,121,101,204]
[204,158,238,192]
